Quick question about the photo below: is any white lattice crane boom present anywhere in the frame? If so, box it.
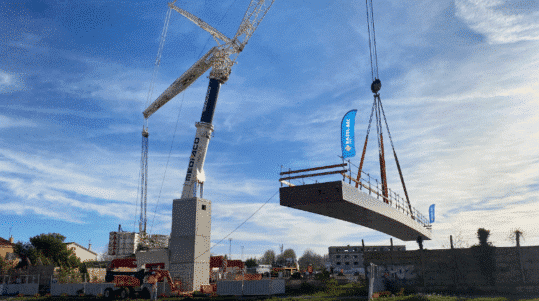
[143,0,275,199]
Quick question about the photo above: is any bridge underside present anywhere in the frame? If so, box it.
[279,181,431,241]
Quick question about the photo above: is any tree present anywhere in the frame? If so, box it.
[298,249,324,271]
[98,252,115,262]
[441,231,469,249]
[259,250,275,265]
[245,258,258,268]
[509,228,524,247]
[0,255,6,273]
[13,233,81,269]
[473,228,496,285]
[276,248,296,266]
[477,228,492,247]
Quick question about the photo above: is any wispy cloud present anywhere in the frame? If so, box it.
[0,114,37,128]
[0,70,26,94]
[456,0,539,44]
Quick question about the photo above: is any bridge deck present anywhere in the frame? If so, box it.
[279,180,431,241]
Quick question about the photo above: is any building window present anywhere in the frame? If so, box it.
[354,262,359,265]
[202,205,206,210]
[345,262,350,265]
[344,255,349,258]
[336,255,340,258]
[353,255,358,258]
[336,262,341,265]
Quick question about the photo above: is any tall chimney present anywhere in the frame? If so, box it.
[88,243,92,251]
[9,236,14,244]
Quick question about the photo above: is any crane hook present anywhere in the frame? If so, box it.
[371,78,381,94]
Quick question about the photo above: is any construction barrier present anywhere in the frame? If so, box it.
[0,275,39,296]
[216,279,285,296]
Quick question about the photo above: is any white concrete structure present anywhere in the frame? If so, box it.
[135,248,170,270]
[328,245,405,274]
[256,265,271,274]
[108,232,140,257]
[65,242,98,262]
[280,181,432,241]
[169,197,211,291]
[216,279,285,296]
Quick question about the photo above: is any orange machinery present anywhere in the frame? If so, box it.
[103,259,186,299]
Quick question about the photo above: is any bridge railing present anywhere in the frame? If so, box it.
[279,163,431,229]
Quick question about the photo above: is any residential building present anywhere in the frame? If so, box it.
[65,242,98,262]
[328,245,406,274]
[0,236,14,259]
[108,231,140,257]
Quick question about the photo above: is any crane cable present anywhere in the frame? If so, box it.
[133,6,173,234]
[182,190,279,264]
[366,0,379,81]
[358,0,415,219]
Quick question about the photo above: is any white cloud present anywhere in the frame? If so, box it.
[0,114,37,128]
[456,0,539,44]
[0,70,25,94]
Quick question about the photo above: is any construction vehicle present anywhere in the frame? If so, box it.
[103,258,183,299]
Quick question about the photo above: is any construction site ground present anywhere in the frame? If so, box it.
[4,281,539,301]
[3,294,539,301]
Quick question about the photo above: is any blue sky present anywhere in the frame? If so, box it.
[1,0,539,261]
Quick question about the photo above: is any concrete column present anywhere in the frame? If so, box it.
[169,197,211,291]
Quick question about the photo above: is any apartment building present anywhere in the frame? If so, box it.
[328,244,405,274]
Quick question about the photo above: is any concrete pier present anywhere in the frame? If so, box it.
[168,197,211,291]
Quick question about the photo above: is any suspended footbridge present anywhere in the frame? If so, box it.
[279,163,432,241]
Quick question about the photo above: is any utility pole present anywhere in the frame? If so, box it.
[241,245,245,296]
[229,238,232,260]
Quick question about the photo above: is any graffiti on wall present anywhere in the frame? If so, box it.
[381,265,416,280]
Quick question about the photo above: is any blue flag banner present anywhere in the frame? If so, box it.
[429,204,435,223]
[341,110,357,159]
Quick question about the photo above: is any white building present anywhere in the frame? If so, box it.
[108,232,140,257]
[65,242,98,262]
[328,245,406,274]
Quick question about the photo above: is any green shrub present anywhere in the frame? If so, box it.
[290,272,302,279]
[325,278,338,294]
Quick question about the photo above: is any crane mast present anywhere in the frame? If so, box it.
[143,0,275,199]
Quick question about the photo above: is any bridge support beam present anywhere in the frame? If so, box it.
[279,181,431,241]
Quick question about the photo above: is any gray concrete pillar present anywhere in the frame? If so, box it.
[169,197,211,291]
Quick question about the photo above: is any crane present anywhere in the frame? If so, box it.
[143,0,275,199]
[356,0,415,219]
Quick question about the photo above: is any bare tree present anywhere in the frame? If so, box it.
[298,249,324,271]
[442,231,470,249]
[259,249,276,265]
[98,252,115,261]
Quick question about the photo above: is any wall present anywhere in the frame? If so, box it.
[363,246,539,293]
[6,265,55,286]
[87,268,106,282]
[135,248,169,270]
[0,247,14,259]
[66,244,98,262]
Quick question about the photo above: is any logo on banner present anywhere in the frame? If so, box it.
[429,204,435,223]
[341,110,357,159]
